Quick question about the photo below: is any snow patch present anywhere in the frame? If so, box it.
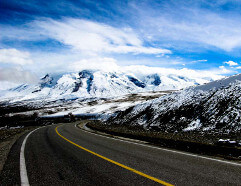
[183,119,202,131]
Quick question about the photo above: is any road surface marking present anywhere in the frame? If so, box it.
[78,124,241,167]
[56,126,173,186]
[20,127,42,186]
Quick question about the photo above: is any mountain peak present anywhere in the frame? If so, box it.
[0,69,226,101]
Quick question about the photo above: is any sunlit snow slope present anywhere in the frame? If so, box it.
[0,69,222,102]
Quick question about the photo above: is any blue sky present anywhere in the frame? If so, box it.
[1,0,241,83]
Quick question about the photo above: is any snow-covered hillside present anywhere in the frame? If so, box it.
[107,74,241,134]
[0,69,222,102]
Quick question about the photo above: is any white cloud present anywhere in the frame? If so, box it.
[0,81,20,90]
[69,57,119,72]
[0,67,38,84]
[192,59,207,62]
[133,4,241,51]
[68,57,225,81]
[123,65,224,80]
[236,66,241,69]
[34,18,171,55]
[219,66,232,74]
[0,48,33,65]
[224,60,238,66]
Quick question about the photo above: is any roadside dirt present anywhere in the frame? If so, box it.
[0,127,37,172]
[85,120,241,162]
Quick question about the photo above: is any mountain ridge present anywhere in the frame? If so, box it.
[0,69,222,102]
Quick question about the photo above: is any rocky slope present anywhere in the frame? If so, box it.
[106,74,241,134]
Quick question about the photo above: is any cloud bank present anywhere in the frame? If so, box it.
[0,67,38,84]
[0,48,33,65]
[68,57,225,81]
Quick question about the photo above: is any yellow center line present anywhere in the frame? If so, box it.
[55,126,174,186]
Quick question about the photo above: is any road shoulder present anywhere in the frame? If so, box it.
[0,127,37,173]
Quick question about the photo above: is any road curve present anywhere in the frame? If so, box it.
[1,123,241,185]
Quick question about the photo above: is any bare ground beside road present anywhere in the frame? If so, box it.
[0,127,37,172]
[85,120,241,162]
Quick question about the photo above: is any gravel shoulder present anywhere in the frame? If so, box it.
[85,120,241,162]
[0,127,37,172]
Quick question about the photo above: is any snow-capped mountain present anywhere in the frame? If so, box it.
[0,69,221,102]
[107,74,241,134]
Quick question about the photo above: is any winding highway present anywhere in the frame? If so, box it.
[1,123,241,185]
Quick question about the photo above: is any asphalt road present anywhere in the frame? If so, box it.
[1,123,241,185]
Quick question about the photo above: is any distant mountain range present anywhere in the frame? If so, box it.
[0,69,221,102]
